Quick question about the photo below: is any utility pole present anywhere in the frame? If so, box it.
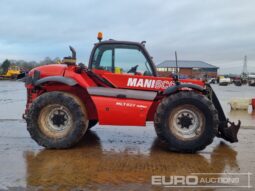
[242,55,248,77]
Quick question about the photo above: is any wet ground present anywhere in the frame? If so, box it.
[0,81,254,190]
[213,84,255,127]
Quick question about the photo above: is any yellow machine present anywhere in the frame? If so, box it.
[0,66,21,79]
[114,67,122,74]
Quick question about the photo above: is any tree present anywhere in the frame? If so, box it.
[40,57,54,65]
[1,59,11,74]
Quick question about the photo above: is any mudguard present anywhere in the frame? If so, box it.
[34,76,77,86]
[163,83,207,95]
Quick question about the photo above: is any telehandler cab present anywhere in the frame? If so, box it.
[23,33,240,152]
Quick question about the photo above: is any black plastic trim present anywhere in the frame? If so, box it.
[163,83,206,95]
[34,76,77,86]
[87,87,157,101]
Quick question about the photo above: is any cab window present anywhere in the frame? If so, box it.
[92,44,153,76]
[92,46,113,72]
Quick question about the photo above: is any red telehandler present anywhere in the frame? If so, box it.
[23,33,240,152]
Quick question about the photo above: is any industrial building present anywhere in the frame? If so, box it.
[157,60,219,79]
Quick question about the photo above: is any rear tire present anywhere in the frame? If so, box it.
[88,120,98,129]
[154,91,219,153]
[27,91,88,149]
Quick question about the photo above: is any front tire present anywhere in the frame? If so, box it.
[27,91,88,149]
[154,91,219,153]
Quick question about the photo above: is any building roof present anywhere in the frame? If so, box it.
[157,60,219,69]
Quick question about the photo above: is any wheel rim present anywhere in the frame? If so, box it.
[168,104,205,141]
[38,104,73,138]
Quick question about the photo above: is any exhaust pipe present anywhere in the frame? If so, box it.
[69,46,76,59]
[63,46,77,65]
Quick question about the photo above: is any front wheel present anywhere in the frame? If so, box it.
[154,91,219,153]
[27,91,88,149]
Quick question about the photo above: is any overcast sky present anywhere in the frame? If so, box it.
[0,0,254,74]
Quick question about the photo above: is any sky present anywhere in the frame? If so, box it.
[0,0,255,74]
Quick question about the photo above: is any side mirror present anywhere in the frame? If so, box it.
[127,65,139,74]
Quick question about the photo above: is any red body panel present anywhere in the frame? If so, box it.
[94,70,205,91]
[25,64,205,126]
[29,64,66,78]
[64,68,97,88]
[90,96,153,126]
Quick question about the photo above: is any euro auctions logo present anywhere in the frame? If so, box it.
[151,173,253,188]
[152,175,198,186]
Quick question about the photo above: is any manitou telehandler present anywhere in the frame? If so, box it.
[23,33,240,152]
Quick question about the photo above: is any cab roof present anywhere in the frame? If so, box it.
[95,39,146,47]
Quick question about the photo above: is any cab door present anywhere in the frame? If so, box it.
[90,43,155,90]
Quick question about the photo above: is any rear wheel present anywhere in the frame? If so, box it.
[27,91,88,149]
[154,91,219,153]
[88,120,98,129]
